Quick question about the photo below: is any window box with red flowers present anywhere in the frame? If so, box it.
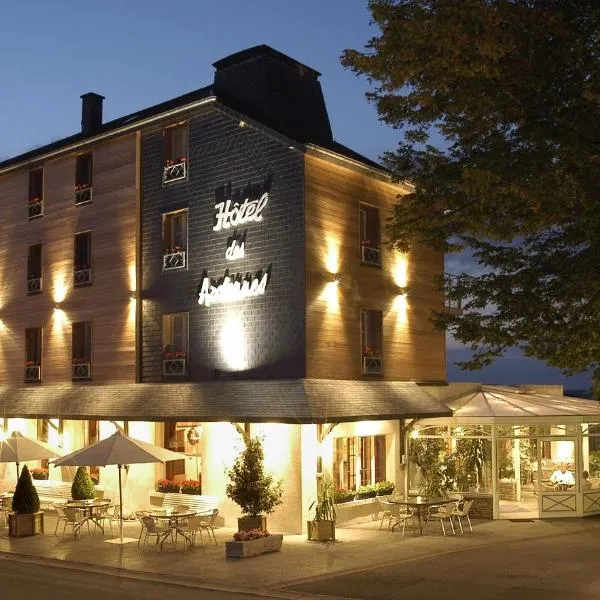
[73,263,92,287]
[360,239,381,266]
[163,351,187,377]
[72,358,91,380]
[156,479,181,493]
[163,246,186,271]
[181,479,202,495]
[74,183,92,205]
[28,196,43,219]
[163,156,187,184]
[362,346,382,375]
[30,468,49,481]
[24,360,41,383]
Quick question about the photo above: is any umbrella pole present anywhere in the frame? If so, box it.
[118,464,123,542]
[15,461,19,482]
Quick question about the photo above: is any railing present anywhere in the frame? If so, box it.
[72,362,91,380]
[27,276,43,295]
[163,250,186,271]
[362,355,383,375]
[28,198,43,219]
[163,357,187,377]
[361,244,381,266]
[163,160,187,184]
[74,268,92,286]
[24,365,41,383]
[74,186,92,205]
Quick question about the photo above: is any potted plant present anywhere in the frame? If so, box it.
[226,436,283,532]
[356,483,378,499]
[71,466,95,501]
[334,489,357,504]
[30,467,49,481]
[307,474,336,542]
[375,481,395,496]
[156,479,181,493]
[181,479,201,495]
[8,465,44,537]
[225,528,283,558]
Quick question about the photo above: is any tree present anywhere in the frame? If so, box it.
[342,1,600,382]
[12,465,40,514]
[226,436,283,518]
[71,466,96,500]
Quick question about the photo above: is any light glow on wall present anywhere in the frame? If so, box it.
[53,270,69,304]
[128,263,136,293]
[324,236,340,275]
[220,316,247,371]
[318,281,340,313]
[393,255,409,289]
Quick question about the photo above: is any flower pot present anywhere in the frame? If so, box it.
[225,534,283,558]
[237,515,267,532]
[8,512,44,537]
[307,519,335,542]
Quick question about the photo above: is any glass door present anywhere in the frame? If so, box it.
[537,438,578,517]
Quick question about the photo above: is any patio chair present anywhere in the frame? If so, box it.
[135,512,148,546]
[140,516,172,551]
[451,499,474,534]
[424,503,456,536]
[62,506,90,538]
[197,508,219,544]
[96,504,120,534]
[391,509,416,537]
[376,498,401,530]
[181,515,204,549]
[0,497,12,527]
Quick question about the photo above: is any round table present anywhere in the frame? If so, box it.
[65,499,112,535]
[147,510,197,549]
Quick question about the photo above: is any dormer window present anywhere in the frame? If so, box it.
[163,124,188,184]
[359,204,381,267]
[75,153,93,205]
[28,168,43,219]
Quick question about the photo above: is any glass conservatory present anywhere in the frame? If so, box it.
[409,385,600,519]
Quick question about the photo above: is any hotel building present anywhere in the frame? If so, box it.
[0,45,452,532]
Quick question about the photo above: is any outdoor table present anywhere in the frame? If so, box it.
[65,499,112,536]
[389,496,459,535]
[147,510,197,549]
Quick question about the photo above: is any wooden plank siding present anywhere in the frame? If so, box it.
[304,152,446,382]
[0,134,137,384]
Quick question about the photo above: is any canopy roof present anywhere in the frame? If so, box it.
[435,384,600,421]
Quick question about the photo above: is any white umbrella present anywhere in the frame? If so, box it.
[52,428,187,543]
[0,431,63,480]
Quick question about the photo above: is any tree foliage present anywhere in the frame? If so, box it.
[342,1,600,380]
[226,436,283,517]
[12,465,40,514]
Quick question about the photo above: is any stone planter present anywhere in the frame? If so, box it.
[237,515,267,532]
[307,519,336,541]
[225,534,283,558]
[8,512,44,537]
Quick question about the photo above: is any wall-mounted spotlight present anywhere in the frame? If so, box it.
[331,273,340,285]
[239,120,247,128]
[129,291,138,301]
[54,303,62,311]
[397,286,410,297]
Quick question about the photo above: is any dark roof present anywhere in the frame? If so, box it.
[0,380,451,423]
[213,44,321,79]
[326,141,387,172]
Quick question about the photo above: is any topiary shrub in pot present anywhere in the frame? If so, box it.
[226,436,283,532]
[71,466,96,501]
[8,465,44,537]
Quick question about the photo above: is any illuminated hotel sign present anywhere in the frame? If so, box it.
[197,182,271,307]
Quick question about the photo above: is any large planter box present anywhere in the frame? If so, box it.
[307,520,335,541]
[225,534,283,558]
[8,512,44,537]
[238,515,266,532]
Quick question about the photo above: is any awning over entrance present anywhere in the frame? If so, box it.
[0,379,451,423]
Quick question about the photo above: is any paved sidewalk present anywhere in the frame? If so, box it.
[1,515,600,597]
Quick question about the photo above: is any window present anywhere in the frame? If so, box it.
[162,313,188,376]
[72,321,92,380]
[25,327,42,383]
[28,168,43,219]
[334,435,388,491]
[162,210,187,270]
[74,231,92,286]
[27,243,43,295]
[75,153,93,204]
[361,309,383,374]
[163,123,188,184]
[164,422,186,481]
[359,204,381,266]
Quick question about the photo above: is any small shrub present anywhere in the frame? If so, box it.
[375,481,395,495]
[356,484,378,499]
[156,479,181,493]
[12,465,40,514]
[334,489,357,504]
[71,466,96,500]
[181,479,202,495]
[233,528,270,541]
[30,468,49,480]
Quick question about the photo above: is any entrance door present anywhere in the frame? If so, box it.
[497,437,539,519]
[537,438,578,518]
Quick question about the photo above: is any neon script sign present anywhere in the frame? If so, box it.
[197,270,269,306]
[213,192,269,232]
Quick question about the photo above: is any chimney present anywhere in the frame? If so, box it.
[213,45,333,145]
[80,92,105,135]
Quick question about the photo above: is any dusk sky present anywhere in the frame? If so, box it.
[1,1,591,392]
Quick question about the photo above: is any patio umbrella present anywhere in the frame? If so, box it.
[51,428,187,543]
[0,431,63,480]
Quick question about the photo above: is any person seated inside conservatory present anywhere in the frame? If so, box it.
[581,470,592,491]
[549,463,575,490]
